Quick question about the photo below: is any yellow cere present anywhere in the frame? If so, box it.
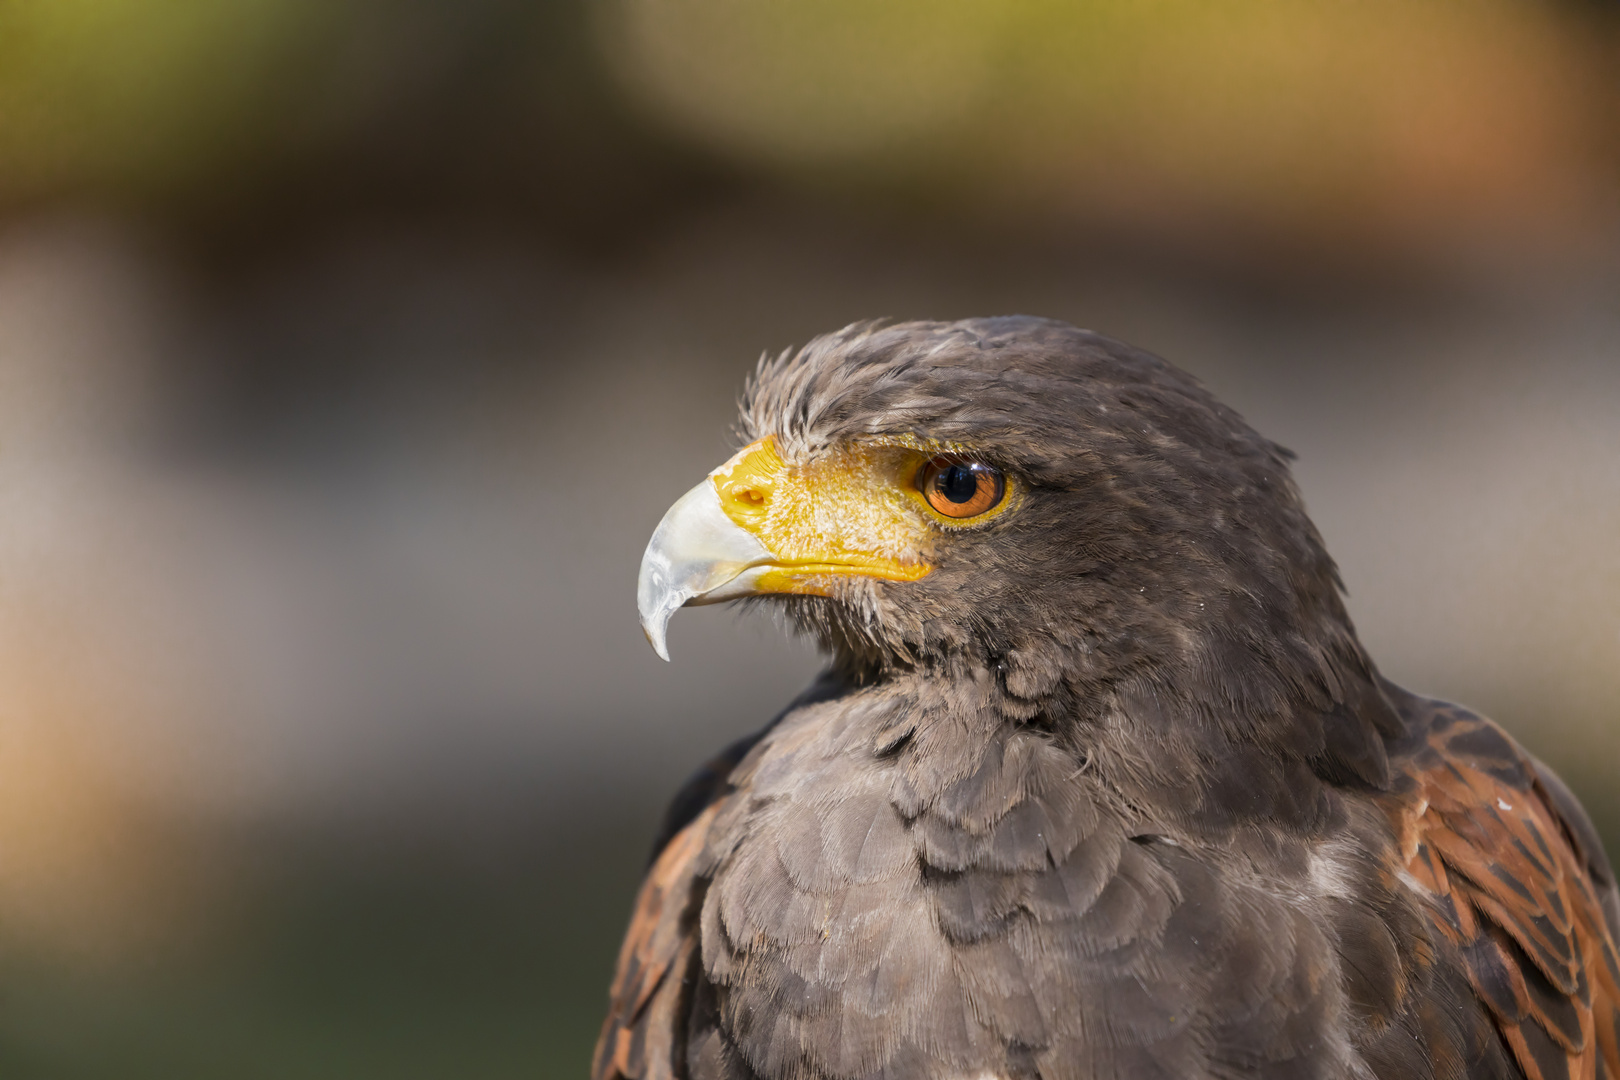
[708,436,942,596]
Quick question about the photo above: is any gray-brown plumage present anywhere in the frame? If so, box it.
[597,317,1620,1080]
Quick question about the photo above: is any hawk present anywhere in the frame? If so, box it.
[598,317,1620,1080]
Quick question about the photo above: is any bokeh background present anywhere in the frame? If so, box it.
[0,1,1616,1076]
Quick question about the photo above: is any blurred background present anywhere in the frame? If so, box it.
[0,0,1615,1076]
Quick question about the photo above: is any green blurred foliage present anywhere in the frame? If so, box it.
[601,0,1619,251]
[0,0,337,200]
[0,819,651,1079]
[0,0,708,239]
[3,0,1607,254]
[0,0,1612,254]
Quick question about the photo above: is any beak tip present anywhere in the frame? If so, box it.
[641,614,673,662]
[649,634,672,663]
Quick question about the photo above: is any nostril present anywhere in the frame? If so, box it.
[722,482,771,514]
[723,483,769,511]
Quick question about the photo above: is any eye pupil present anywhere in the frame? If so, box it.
[940,465,978,503]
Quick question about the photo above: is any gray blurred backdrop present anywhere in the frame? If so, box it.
[0,2,1616,1077]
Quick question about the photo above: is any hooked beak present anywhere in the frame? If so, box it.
[635,476,773,661]
[635,437,933,660]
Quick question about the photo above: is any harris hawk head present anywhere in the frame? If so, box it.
[611,317,1620,1080]
[641,317,1350,672]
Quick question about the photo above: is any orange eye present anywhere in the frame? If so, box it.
[919,458,1005,519]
